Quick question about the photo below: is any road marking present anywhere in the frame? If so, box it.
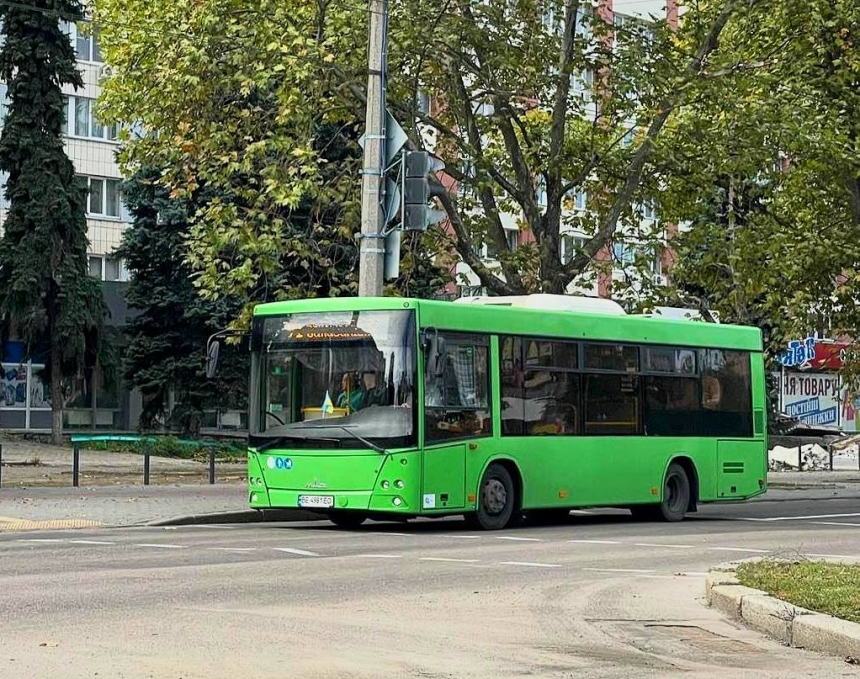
[497,536,542,542]
[633,543,695,549]
[273,547,320,557]
[805,553,859,559]
[380,532,412,537]
[500,561,562,568]
[811,521,860,527]
[584,567,655,574]
[420,557,480,564]
[351,554,403,559]
[69,540,114,545]
[185,525,236,530]
[737,512,860,522]
[681,572,710,576]
[707,547,769,554]
[209,547,257,552]
[134,543,186,549]
[447,535,481,540]
[568,539,620,545]
[16,538,64,543]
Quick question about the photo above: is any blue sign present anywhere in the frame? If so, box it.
[266,456,293,470]
[784,397,838,426]
[777,337,816,368]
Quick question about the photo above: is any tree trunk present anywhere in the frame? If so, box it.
[50,341,63,446]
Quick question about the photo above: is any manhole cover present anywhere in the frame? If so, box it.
[646,624,762,654]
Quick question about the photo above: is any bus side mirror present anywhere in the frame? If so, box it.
[205,340,220,379]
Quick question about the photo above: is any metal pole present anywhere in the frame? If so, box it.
[0,443,3,489]
[798,445,802,471]
[73,443,80,487]
[357,0,389,297]
[209,449,215,485]
[144,449,150,486]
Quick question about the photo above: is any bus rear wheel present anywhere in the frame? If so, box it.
[467,463,519,530]
[327,512,367,529]
[631,463,690,522]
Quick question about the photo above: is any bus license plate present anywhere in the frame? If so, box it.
[299,495,334,509]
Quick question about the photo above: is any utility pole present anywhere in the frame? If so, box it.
[358,0,389,297]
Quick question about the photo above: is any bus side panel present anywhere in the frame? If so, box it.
[716,440,767,499]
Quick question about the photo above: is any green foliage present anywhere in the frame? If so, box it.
[0,0,106,443]
[658,0,860,379]
[93,0,747,309]
[119,167,247,435]
[737,560,860,624]
[80,435,246,461]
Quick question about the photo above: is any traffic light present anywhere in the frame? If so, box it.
[402,151,447,231]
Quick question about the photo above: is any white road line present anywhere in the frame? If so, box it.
[185,525,236,530]
[447,535,481,539]
[584,567,655,574]
[568,539,620,545]
[805,553,858,559]
[812,521,860,527]
[209,547,257,552]
[633,543,695,549]
[69,540,114,545]
[737,512,860,522]
[134,543,186,549]
[707,547,769,554]
[350,554,403,559]
[500,561,562,568]
[273,547,320,557]
[16,539,64,543]
[380,532,412,537]
[497,536,543,542]
[420,557,480,563]
[680,571,710,576]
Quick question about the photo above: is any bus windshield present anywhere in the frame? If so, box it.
[252,310,416,448]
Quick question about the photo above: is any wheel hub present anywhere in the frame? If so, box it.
[483,478,507,515]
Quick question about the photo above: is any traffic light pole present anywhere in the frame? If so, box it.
[358,0,388,297]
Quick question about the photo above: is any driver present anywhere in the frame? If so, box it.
[337,373,365,412]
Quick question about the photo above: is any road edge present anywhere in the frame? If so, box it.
[706,560,860,661]
[147,508,324,526]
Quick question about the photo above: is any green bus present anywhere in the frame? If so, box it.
[244,295,767,530]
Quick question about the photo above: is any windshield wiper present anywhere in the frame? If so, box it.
[254,433,340,453]
[306,424,386,454]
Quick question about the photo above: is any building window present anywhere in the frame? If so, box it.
[65,95,118,141]
[561,234,586,265]
[88,255,129,282]
[564,187,587,211]
[505,229,518,251]
[71,22,102,63]
[83,176,122,218]
[458,285,485,298]
[425,332,492,443]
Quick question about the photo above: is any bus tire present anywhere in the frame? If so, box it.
[470,463,518,530]
[658,463,690,522]
[327,512,367,529]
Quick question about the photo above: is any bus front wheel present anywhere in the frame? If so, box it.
[467,463,519,530]
[631,463,690,522]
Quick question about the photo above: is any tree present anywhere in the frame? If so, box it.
[93,0,753,316]
[0,0,105,445]
[657,0,860,369]
[120,168,246,435]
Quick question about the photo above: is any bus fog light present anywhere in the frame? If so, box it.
[381,480,390,489]
[392,497,402,507]
[394,480,404,489]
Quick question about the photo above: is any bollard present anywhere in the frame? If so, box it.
[73,444,80,487]
[0,443,3,489]
[830,448,834,471]
[144,449,150,486]
[209,449,216,485]
[798,445,803,471]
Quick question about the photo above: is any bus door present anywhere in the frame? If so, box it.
[422,443,467,511]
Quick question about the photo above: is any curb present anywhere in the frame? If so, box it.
[147,508,324,527]
[706,560,860,661]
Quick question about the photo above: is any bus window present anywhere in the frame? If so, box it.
[698,349,753,436]
[584,344,639,372]
[643,375,699,435]
[425,333,491,443]
[584,374,640,435]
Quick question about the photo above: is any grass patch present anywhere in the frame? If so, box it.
[737,560,860,624]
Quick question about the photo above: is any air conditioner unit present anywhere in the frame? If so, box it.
[653,273,668,286]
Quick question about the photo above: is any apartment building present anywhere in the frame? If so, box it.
[0,21,137,431]
[450,0,677,303]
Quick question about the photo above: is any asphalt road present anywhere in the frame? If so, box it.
[2,497,860,679]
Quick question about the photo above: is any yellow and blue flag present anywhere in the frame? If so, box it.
[321,390,334,415]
